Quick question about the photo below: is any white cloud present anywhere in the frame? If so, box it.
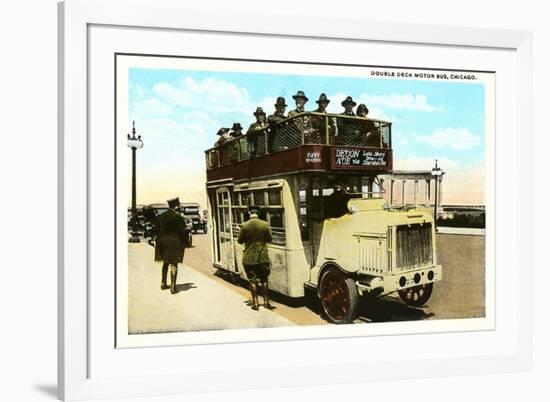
[153,76,254,114]
[129,84,146,100]
[134,110,222,168]
[131,98,172,118]
[362,93,437,112]
[413,128,481,150]
[325,92,437,115]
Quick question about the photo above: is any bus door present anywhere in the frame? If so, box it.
[298,176,323,268]
[215,187,236,272]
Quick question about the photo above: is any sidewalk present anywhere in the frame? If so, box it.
[128,242,295,334]
[437,227,485,236]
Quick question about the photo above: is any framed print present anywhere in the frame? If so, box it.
[58,0,533,400]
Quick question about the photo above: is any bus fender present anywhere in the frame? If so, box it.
[316,261,358,298]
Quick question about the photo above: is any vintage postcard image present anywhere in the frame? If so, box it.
[115,55,494,347]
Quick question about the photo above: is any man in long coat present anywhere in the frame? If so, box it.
[237,206,273,310]
[154,197,189,294]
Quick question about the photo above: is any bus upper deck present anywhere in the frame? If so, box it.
[205,113,393,182]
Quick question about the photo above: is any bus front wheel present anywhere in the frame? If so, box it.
[398,283,433,307]
[319,268,359,324]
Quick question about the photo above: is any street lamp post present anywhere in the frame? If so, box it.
[431,159,443,232]
[127,121,144,243]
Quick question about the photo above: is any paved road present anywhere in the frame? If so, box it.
[128,231,485,333]
[128,240,295,334]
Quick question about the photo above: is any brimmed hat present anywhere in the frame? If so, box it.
[292,90,309,102]
[231,122,243,131]
[315,93,330,104]
[253,107,266,116]
[216,127,229,136]
[356,104,369,114]
[167,197,180,209]
[341,96,357,107]
[274,96,288,107]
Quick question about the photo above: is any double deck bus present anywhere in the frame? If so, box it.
[205,112,442,323]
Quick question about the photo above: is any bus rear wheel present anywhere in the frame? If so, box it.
[398,283,433,307]
[319,268,359,324]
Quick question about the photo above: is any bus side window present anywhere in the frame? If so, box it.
[232,209,242,224]
[253,190,266,206]
[268,209,284,228]
[268,189,282,206]
[241,192,250,207]
[258,208,267,221]
[233,192,240,206]
[268,208,285,245]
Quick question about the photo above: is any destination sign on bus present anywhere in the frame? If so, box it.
[331,147,388,169]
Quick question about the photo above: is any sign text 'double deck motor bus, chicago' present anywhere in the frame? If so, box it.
[205,112,442,324]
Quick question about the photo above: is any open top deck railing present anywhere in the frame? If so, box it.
[205,113,392,169]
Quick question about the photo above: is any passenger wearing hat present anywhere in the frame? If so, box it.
[337,96,360,138]
[311,93,336,140]
[356,104,381,147]
[229,122,244,137]
[288,90,309,118]
[227,123,245,162]
[268,97,287,124]
[267,97,288,152]
[246,107,268,158]
[212,127,231,166]
[237,206,274,311]
[288,90,314,143]
[154,197,190,294]
[214,127,231,147]
[340,96,357,116]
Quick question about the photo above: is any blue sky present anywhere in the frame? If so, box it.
[126,66,488,205]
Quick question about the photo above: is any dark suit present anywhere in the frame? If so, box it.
[337,111,360,137]
[246,122,268,157]
[154,209,188,264]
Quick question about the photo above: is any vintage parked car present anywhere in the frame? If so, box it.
[180,202,208,234]
[142,202,193,247]
[127,204,146,234]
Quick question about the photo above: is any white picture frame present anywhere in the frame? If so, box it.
[58,0,533,400]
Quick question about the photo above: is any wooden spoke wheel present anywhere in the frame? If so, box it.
[398,283,434,307]
[319,268,359,324]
